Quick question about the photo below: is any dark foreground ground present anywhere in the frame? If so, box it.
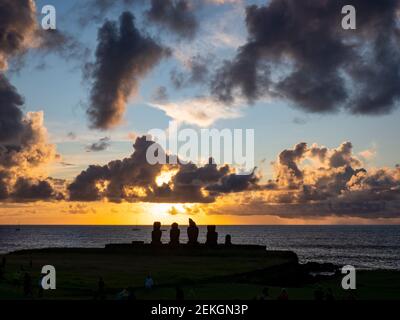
[0,245,399,300]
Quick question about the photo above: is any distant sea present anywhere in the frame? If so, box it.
[1,225,400,270]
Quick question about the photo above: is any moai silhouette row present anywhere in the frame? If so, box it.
[151,218,232,246]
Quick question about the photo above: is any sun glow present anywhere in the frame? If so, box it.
[141,202,200,224]
[123,186,147,198]
[155,168,178,187]
[95,180,109,193]
[149,203,195,216]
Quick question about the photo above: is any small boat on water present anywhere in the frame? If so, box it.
[131,218,140,231]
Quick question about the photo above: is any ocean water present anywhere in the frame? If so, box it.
[1,225,400,270]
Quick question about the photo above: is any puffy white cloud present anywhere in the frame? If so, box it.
[150,96,242,127]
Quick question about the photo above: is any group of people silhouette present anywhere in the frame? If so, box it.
[151,218,231,246]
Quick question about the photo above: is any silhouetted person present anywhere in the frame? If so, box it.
[277,288,289,300]
[151,221,162,245]
[23,272,32,298]
[169,223,180,245]
[176,286,184,300]
[97,277,105,300]
[1,256,6,268]
[145,274,154,289]
[0,266,4,281]
[187,219,199,245]
[225,234,232,246]
[206,225,218,246]
[326,288,335,301]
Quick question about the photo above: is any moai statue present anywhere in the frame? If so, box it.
[151,221,162,245]
[169,222,180,246]
[206,225,218,246]
[187,218,199,245]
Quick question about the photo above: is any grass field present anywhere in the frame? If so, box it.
[1,250,399,300]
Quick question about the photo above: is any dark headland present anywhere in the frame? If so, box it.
[1,220,399,300]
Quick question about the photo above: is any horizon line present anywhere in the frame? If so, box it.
[1,224,399,227]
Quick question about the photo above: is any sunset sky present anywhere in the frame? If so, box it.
[1,0,400,225]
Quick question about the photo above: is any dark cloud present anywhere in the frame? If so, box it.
[211,47,271,104]
[12,177,61,201]
[207,141,400,219]
[0,173,64,203]
[0,75,24,142]
[329,142,361,168]
[86,11,170,129]
[0,0,88,72]
[211,0,400,115]
[0,73,57,173]
[170,55,210,89]
[147,0,198,39]
[276,142,307,186]
[68,136,256,203]
[67,137,400,218]
[0,76,59,202]
[69,136,164,201]
[85,137,111,152]
[271,142,399,216]
[0,112,57,170]
[0,0,36,70]
[206,170,259,193]
[274,141,364,195]
[174,161,229,186]
[157,161,231,203]
[68,164,111,201]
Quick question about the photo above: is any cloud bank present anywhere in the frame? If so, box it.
[68,136,257,203]
[1,129,399,219]
[211,0,400,115]
[205,141,400,219]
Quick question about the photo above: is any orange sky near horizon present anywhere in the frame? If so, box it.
[1,201,399,226]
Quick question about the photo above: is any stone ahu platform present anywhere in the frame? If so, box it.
[104,242,298,261]
[10,243,298,263]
